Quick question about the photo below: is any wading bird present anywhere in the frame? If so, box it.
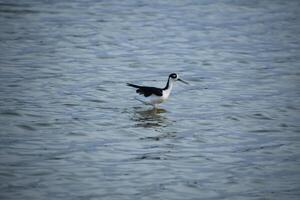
[127,73,188,108]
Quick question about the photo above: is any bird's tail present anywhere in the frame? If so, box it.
[126,83,141,88]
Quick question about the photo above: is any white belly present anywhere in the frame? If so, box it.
[135,88,172,107]
[149,90,170,105]
[149,95,165,105]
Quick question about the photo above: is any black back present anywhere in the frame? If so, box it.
[127,83,163,97]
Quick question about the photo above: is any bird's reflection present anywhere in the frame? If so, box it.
[132,107,168,128]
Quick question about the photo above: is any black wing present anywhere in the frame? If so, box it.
[127,83,163,97]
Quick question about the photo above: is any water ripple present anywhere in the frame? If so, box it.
[0,1,300,200]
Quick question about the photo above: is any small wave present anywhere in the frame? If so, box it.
[1,110,22,116]
[16,124,36,131]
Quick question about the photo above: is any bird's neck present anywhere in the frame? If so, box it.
[164,77,174,91]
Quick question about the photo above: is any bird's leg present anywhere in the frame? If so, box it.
[134,97,152,106]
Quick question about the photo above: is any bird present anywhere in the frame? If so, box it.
[127,73,188,108]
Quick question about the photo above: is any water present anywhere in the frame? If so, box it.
[0,0,300,199]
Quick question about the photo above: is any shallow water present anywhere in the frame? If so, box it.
[1,0,300,199]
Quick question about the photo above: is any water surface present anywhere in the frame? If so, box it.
[0,0,300,199]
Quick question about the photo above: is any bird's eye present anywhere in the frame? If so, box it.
[171,74,177,78]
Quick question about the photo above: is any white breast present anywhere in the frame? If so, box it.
[162,88,171,100]
[148,79,175,106]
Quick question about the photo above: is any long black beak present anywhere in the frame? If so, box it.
[178,78,189,85]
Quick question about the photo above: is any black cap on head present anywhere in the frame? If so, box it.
[169,73,178,79]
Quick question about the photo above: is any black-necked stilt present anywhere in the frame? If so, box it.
[127,73,188,108]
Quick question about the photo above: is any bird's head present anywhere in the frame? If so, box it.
[169,73,188,84]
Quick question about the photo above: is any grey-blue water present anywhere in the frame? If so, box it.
[0,1,300,199]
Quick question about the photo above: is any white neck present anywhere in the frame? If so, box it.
[163,78,175,97]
